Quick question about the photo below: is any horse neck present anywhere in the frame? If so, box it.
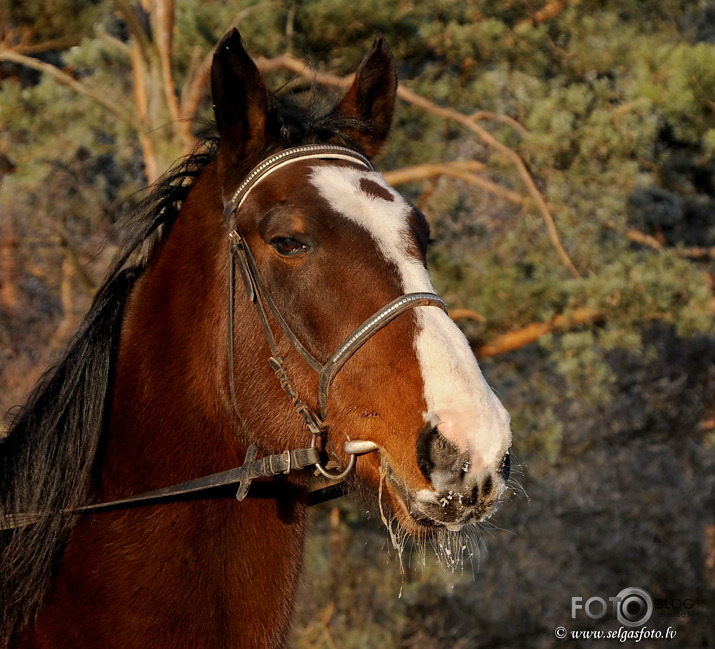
[100,165,243,498]
[86,165,310,645]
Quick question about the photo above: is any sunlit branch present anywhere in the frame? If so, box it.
[255,53,582,279]
[0,49,146,134]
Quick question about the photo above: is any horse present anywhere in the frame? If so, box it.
[0,29,512,649]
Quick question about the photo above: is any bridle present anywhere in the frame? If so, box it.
[0,145,449,531]
[222,144,448,479]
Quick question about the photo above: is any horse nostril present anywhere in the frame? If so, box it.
[416,422,465,483]
[499,450,511,482]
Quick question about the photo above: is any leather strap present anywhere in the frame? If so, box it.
[224,144,373,220]
[0,445,321,531]
[317,292,447,414]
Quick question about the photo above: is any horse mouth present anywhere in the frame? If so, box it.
[379,461,503,537]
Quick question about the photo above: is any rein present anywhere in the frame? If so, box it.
[1,145,448,532]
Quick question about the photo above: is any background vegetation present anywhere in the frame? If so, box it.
[1,1,713,647]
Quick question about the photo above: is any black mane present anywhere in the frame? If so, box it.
[0,90,376,644]
[270,91,384,151]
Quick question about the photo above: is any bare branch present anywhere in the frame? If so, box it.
[254,53,582,279]
[384,160,486,183]
[603,219,664,250]
[155,0,182,127]
[0,49,146,134]
[230,3,286,31]
[470,110,529,137]
[0,226,19,313]
[58,239,96,295]
[112,0,153,64]
[129,44,157,181]
[384,161,528,205]
[180,12,299,143]
[476,307,604,358]
[179,48,212,130]
[285,3,298,55]
[450,308,487,324]
[679,245,715,260]
[5,35,80,55]
[520,0,572,26]
[95,28,133,57]
[51,256,79,349]
[397,84,582,279]
[604,220,715,259]
[0,27,77,55]
[476,281,715,358]
[254,52,347,85]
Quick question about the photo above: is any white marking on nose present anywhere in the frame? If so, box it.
[416,308,511,473]
[310,165,512,474]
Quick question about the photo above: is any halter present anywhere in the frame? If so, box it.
[0,145,450,532]
[222,144,448,479]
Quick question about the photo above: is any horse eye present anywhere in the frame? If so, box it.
[270,236,309,256]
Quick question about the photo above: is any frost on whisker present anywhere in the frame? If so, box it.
[428,525,482,575]
[504,452,529,503]
[376,469,485,579]
[378,465,408,576]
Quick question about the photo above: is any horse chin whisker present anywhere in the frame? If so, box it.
[425,524,483,575]
[378,464,409,574]
[374,464,491,578]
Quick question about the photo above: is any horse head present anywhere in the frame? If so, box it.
[211,29,512,537]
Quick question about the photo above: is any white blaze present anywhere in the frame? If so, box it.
[310,166,511,473]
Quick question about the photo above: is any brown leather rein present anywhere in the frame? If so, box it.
[1,145,447,531]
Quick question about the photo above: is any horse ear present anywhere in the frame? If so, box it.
[211,29,268,168]
[332,35,398,157]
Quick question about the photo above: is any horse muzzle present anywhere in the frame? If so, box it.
[377,426,511,534]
